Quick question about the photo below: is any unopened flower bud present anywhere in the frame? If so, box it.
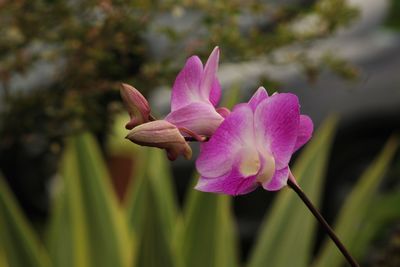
[126,120,192,161]
[120,83,151,130]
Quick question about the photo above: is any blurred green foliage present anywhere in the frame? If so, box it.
[385,0,400,30]
[0,116,399,267]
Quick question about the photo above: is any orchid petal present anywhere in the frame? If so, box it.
[171,47,221,111]
[196,135,261,196]
[248,86,269,111]
[196,104,254,178]
[209,78,222,106]
[255,93,300,169]
[165,102,223,136]
[293,115,314,152]
[195,170,258,196]
[201,47,220,103]
[262,167,289,191]
[171,56,203,111]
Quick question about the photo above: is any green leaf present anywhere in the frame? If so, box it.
[0,245,10,267]
[124,147,148,237]
[247,116,338,267]
[215,196,240,267]
[125,148,179,267]
[47,183,77,267]
[134,179,177,267]
[369,190,400,227]
[47,133,133,267]
[178,177,239,267]
[352,190,400,260]
[313,136,398,267]
[0,174,51,267]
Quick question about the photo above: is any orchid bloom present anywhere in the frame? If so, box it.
[165,46,227,137]
[195,87,313,195]
[122,47,227,160]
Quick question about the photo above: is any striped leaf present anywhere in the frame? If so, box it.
[47,133,133,267]
[313,136,398,267]
[0,174,51,267]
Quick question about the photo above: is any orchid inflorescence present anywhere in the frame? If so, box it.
[121,47,313,196]
[120,47,360,267]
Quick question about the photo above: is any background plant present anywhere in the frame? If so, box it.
[1,113,399,267]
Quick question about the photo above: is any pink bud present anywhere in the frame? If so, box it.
[126,120,192,161]
[120,83,152,130]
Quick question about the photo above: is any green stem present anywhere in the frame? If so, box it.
[287,176,360,267]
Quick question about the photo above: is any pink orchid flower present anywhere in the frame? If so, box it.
[165,46,227,137]
[122,47,227,160]
[195,87,313,195]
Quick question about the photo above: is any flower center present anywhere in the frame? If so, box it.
[256,152,276,184]
[238,147,261,177]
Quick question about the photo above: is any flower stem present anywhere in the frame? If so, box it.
[286,178,360,267]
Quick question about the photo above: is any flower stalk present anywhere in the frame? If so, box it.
[286,175,360,267]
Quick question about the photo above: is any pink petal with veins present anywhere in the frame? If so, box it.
[171,47,221,111]
[195,169,258,196]
[196,104,254,178]
[254,93,300,170]
[165,102,223,136]
[248,86,269,111]
[293,115,314,152]
[209,78,222,106]
[171,56,203,111]
[201,47,220,104]
[262,167,289,191]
